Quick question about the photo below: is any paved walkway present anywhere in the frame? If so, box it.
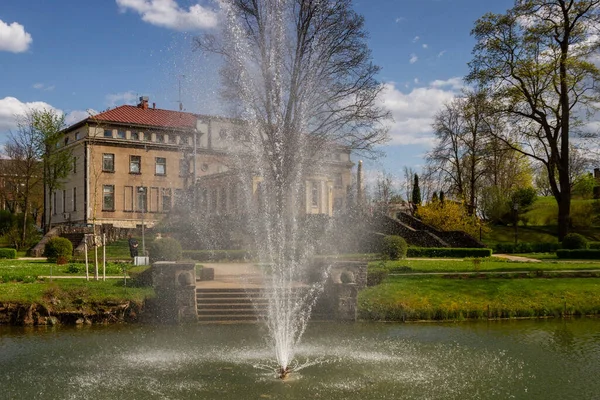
[493,254,542,263]
[196,263,265,289]
[389,269,600,277]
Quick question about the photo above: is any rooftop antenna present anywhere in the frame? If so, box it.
[177,75,185,111]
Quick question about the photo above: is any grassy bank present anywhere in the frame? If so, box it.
[0,259,129,282]
[372,258,600,273]
[359,275,600,321]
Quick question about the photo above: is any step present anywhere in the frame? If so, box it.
[197,297,267,304]
[197,308,267,316]
[196,303,268,310]
[197,314,261,322]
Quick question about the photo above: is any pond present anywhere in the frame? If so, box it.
[1,319,599,399]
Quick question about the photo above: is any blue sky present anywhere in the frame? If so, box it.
[0,0,515,184]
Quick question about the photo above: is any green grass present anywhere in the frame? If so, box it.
[79,239,134,261]
[359,275,600,321]
[0,259,129,282]
[372,258,600,273]
[0,279,154,304]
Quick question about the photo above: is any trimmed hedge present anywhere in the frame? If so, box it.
[182,250,250,262]
[494,242,560,254]
[44,237,73,263]
[148,237,182,262]
[407,247,492,258]
[0,248,17,259]
[589,242,600,250]
[556,249,600,259]
[367,267,389,286]
[381,236,408,260]
[562,233,589,250]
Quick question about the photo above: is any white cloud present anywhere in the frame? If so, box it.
[0,19,32,53]
[116,0,218,31]
[32,83,55,91]
[422,44,428,49]
[0,97,60,131]
[409,54,418,64]
[437,50,446,58]
[412,36,420,43]
[429,77,464,91]
[65,109,98,126]
[106,91,138,107]
[414,78,419,84]
[378,81,461,146]
[395,17,405,23]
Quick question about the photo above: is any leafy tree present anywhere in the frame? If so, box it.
[572,172,595,199]
[467,0,600,239]
[417,200,487,238]
[512,187,538,209]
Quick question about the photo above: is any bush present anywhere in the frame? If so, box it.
[494,242,560,254]
[0,248,17,259]
[556,249,600,259]
[561,233,588,250]
[589,242,600,250]
[407,247,492,258]
[367,267,388,286]
[44,237,73,263]
[182,249,250,262]
[381,236,407,260]
[148,237,182,262]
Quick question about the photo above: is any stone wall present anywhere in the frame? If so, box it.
[151,262,197,324]
[313,260,367,321]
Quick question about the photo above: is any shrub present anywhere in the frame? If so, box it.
[367,267,388,286]
[0,248,17,259]
[340,270,355,284]
[589,242,600,250]
[556,249,600,259]
[407,247,492,258]
[561,233,588,250]
[44,237,73,263]
[381,236,407,260]
[148,237,183,262]
[182,249,250,262]
[494,242,560,254]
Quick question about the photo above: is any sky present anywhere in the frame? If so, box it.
[0,0,516,185]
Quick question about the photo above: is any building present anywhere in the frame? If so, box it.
[47,97,353,229]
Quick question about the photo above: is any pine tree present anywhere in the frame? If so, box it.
[412,174,421,207]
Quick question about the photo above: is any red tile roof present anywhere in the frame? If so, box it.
[89,105,198,130]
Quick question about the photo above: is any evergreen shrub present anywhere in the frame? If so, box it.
[381,235,407,260]
[148,237,182,262]
[44,237,73,263]
[561,233,589,250]
[0,248,17,259]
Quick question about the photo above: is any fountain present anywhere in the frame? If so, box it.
[192,0,390,377]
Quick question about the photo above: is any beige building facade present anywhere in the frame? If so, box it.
[48,97,353,229]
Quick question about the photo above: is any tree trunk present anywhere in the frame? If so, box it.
[21,198,28,248]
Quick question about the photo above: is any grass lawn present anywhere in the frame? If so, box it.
[78,239,135,261]
[359,275,600,321]
[373,258,600,273]
[0,279,154,304]
[0,259,130,282]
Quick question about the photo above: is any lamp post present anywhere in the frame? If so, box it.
[513,201,519,245]
[138,186,146,256]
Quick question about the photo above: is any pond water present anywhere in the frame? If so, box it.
[1,319,599,399]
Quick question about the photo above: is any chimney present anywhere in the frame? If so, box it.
[138,96,149,110]
[152,102,156,109]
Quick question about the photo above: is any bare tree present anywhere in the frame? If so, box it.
[467,0,600,239]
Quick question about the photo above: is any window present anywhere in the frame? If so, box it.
[124,186,133,211]
[53,192,57,215]
[335,173,343,188]
[162,188,172,212]
[73,157,77,174]
[179,159,189,176]
[150,187,159,212]
[156,133,164,143]
[104,129,113,138]
[103,185,115,211]
[64,137,69,146]
[168,134,177,144]
[131,131,139,140]
[102,153,114,172]
[117,130,126,139]
[312,182,319,207]
[75,131,81,140]
[130,155,141,174]
[73,187,77,211]
[137,187,147,212]
[155,157,166,175]
[62,190,66,213]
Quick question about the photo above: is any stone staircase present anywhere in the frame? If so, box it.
[196,288,269,323]
[61,232,86,252]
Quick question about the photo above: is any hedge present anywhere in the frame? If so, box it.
[406,247,492,258]
[0,248,17,259]
[182,250,250,262]
[589,242,600,250]
[494,242,560,254]
[556,249,600,259]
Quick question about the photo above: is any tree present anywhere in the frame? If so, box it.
[467,0,600,239]
[30,109,72,232]
[4,112,44,248]
[411,174,421,208]
[417,200,487,238]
